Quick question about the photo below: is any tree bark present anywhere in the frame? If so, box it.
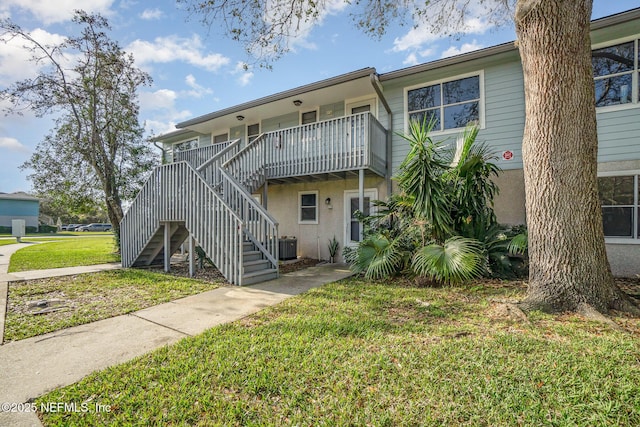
[515,0,637,314]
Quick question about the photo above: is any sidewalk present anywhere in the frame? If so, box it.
[0,242,353,426]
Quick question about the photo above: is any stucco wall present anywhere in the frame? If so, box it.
[264,176,387,261]
[493,169,527,226]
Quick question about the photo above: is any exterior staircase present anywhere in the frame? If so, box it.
[120,143,279,286]
[120,112,388,286]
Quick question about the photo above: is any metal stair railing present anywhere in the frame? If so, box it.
[121,161,246,285]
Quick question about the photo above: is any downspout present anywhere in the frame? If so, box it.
[152,141,168,164]
[370,72,393,197]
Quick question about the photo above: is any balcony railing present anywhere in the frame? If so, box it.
[174,112,387,182]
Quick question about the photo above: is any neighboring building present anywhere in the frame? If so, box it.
[123,8,640,284]
[0,192,40,229]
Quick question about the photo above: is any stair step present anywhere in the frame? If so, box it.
[243,250,262,262]
[242,268,278,285]
[243,259,270,273]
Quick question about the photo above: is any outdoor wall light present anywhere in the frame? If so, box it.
[293,99,302,106]
[236,115,245,121]
[325,197,331,205]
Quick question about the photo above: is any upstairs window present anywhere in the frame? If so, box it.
[213,133,228,144]
[598,174,639,239]
[247,123,260,143]
[173,138,198,152]
[301,110,317,125]
[592,39,638,107]
[407,73,481,132]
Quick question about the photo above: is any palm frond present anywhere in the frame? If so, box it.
[412,236,485,285]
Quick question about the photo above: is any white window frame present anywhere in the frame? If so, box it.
[404,70,485,136]
[598,170,640,244]
[298,191,319,224]
[247,123,260,143]
[346,96,378,118]
[213,132,229,144]
[592,36,639,113]
[299,108,319,125]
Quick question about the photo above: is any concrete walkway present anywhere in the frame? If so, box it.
[0,242,353,426]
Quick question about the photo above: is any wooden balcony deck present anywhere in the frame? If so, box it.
[175,112,387,185]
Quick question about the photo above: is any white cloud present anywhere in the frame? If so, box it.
[184,74,213,97]
[233,62,253,87]
[139,89,178,111]
[140,8,164,20]
[403,53,418,66]
[126,35,230,72]
[262,0,349,53]
[0,136,30,153]
[391,2,496,55]
[441,40,485,58]
[0,28,68,84]
[0,0,115,25]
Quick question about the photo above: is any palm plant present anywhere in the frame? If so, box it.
[395,118,452,241]
[347,117,524,285]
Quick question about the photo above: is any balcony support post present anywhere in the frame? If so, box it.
[188,232,196,277]
[359,169,365,242]
[164,221,171,273]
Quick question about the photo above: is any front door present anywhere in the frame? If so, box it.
[344,189,377,247]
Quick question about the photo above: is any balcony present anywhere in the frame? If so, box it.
[175,112,387,184]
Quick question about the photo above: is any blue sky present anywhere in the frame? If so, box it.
[0,0,638,193]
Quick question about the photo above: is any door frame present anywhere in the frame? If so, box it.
[343,188,378,248]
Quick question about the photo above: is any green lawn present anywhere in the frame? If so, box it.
[8,236,119,272]
[37,278,640,426]
[4,269,221,341]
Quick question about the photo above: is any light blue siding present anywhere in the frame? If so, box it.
[0,199,39,216]
[597,107,640,162]
[383,56,526,174]
[262,112,299,132]
[320,102,344,121]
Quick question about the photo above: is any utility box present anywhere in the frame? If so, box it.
[278,238,297,260]
[12,219,26,242]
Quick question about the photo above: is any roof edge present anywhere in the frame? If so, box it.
[380,7,640,82]
[176,67,377,128]
[379,42,516,82]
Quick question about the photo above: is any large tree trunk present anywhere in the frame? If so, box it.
[515,0,637,314]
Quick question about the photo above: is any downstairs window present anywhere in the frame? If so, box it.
[598,174,640,239]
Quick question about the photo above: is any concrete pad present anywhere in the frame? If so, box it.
[134,287,289,336]
[0,314,186,405]
[0,281,7,344]
[0,409,42,427]
[7,263,122,282]
[133,265,353,336]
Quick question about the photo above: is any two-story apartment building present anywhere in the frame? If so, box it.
[121,8,640,284]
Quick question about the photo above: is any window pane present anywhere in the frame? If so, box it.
[174,139,197,152]
[350,221,360,241]
[408,85,441,111]
[602,207,633,237]
[443,76,480,104]
[301,111,317,124]
[592,41,634,77]
[301,193,316,207]
[443,102,479,129]
[248,124,259,135]
[594,74,633,106]
[301,207,316,221]
[350,197,371,216]
[213,133,228,143]
[409,110,441,130]
[598,176,634,205]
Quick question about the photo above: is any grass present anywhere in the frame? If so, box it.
[8,236,120,272]
[37,278,640,426]
[4,269,221,341]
